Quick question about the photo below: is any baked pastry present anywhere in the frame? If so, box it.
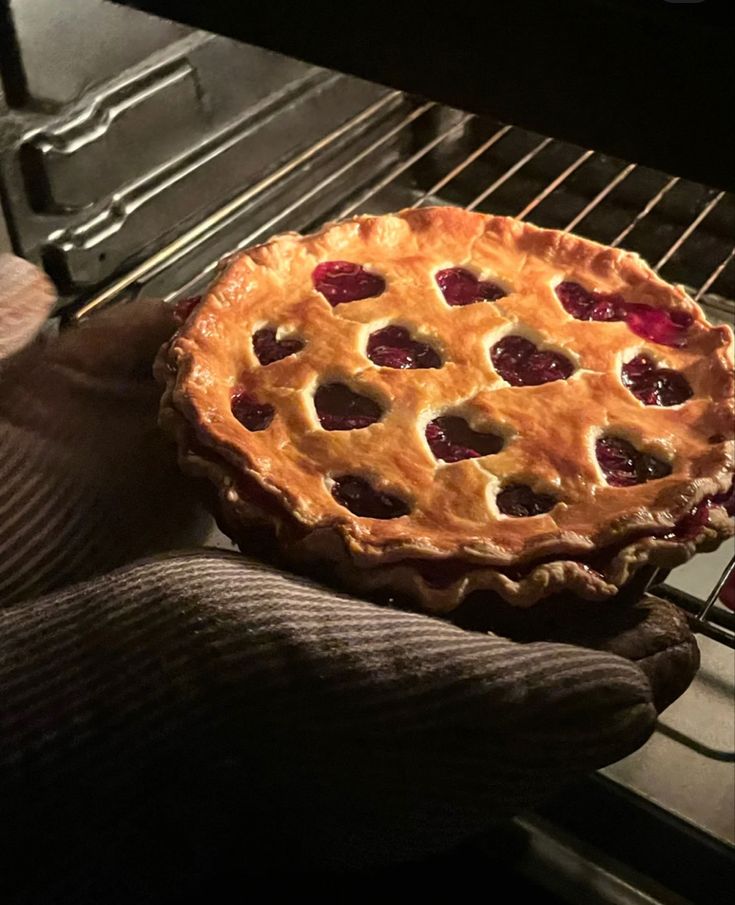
[156,207,734,611]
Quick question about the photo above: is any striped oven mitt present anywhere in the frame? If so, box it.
[0,255,698,905]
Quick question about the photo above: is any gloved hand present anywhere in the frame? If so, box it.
[0,256,211,605]
[0,256,698,905]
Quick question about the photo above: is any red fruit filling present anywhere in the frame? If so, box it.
[555,281,692,348]
[625,304,693,348]
[314,383,382,431]
[409,479,734,589]
[555,281,626,322]
[596,437,671,487]
[313,261,385,305]
[497,484,557,517]
[491,335,574,386]
[426,416,504,463]
[435,267,506,306]
[253,327,304,366]
[331,475,409,519]
[174,295,201,324]
[675,479,735,539]
[367,326,441,369]
[621,354,692,406]
[231,389,275,431]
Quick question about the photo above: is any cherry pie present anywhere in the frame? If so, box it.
[157,207,734,611]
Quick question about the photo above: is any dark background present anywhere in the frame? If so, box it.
[116,0,735,192]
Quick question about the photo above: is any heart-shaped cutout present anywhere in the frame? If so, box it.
[555,281,626,322]
[313,261,385,305]
[497,484,557,517]
[426,416,504,462]
[491,335,574,386]
[253,327,304,365]
[435,267,506,306]
[625,304,692,348]
[596,436,671,487]
[555,281,692,348]
[314,383,382,431]
[331,475,409,519]
[367,325,441,369]
[621,353,692,406]
[231,388,275,432]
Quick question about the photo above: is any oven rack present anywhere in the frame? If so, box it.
[70,91,735,648]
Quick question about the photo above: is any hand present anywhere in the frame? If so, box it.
[0,257,699,904]
[0,257,211,605]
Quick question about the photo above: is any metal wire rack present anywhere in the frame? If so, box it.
[71,91,735,647]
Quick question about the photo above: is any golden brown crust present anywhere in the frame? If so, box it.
[157,207,735,608]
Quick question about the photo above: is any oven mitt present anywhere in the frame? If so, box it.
[0,263,211,605]
[0,257,698,904]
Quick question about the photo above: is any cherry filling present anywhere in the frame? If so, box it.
[596,437,671,487]
[555,281,626,322]
[491,335,574,386]
[435,267,506,306]
[331,475,409,519]
[174,295,201,324]
[314,383,382,431]
[497,484,557,517]
[231,389,275,431]
[555,281,692,348]
[313,261,385,305]
[621,354,692,406]
[426,416,504,463]
[676,479,735,539]
[626,305,693,348]
[252,327,304,366]
[404,479,735,588]
[367,326,441,369]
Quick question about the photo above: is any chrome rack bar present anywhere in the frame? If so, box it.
[336,113,473,219]
[695,246,735,301]
[166,101,436,300]
[411,125,512,208]
[166,102,437,301]
[201,103,440,283]
[657,582,734,648]
[466,137,553,212]
[695,555,735,626]
[654,191,726,272]
[517,150,594,220]
[564,163,637,233]
[72,91,404,320]
[610,177,679,248]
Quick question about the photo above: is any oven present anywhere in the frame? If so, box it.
[0,1,732,901]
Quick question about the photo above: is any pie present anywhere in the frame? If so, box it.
[156,207,735,612]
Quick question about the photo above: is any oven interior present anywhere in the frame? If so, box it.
[0,2,733,902]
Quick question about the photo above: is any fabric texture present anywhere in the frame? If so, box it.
[2,552,656,903]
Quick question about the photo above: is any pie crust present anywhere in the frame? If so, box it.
[156,207,735,610]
